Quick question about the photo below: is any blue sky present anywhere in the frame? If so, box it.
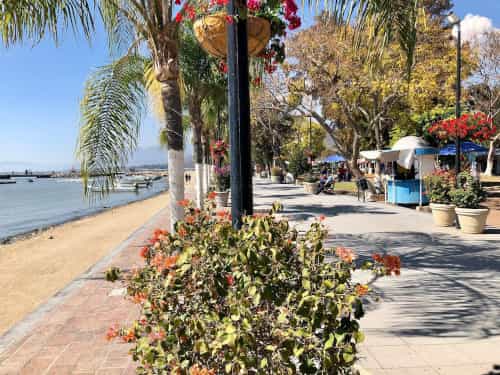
[0,0,499,171]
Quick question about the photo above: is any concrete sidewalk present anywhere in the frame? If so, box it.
[253,180,500,375]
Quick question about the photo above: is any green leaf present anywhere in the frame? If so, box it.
[260,358,268,368]
[324,333,335,350]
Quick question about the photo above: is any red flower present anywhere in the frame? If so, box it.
[175,12,183,23]
[287,14,301,30]
[335,247,356,263]
[226,274,234,286]
[208,191,217,200]
[178,199,190,207]
[218,60,228,74]
[225,15,234,24]
[175,0,181,4]
[355,284,369,297]
[121,329,136,343]
[185,215,195,224]
[247,0,261,11]
[371,253,383,262]
[318,214,326,222]
[139,246,149,258]
[105,325,119,341]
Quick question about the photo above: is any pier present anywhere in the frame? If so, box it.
[0,173,52,179]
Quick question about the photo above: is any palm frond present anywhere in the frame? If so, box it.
[0,0,94,46]
[76,54,147,198]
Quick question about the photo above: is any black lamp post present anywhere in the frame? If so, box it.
[227,0,253,228]
[448,12,462,184]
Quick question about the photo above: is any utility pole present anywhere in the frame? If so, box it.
[227,0,253,228]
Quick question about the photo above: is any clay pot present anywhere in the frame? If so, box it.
[455,207,489,234]
[430,203,456,227]
[193,13,271,58]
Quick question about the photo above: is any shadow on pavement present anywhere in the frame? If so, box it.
[327,231,500,339]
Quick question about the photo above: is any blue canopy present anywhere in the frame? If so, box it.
[439,142,488,156]
[323,154,345,163]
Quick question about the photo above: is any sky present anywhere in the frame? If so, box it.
[0,0,499,171]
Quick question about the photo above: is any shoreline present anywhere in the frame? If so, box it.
[0,186,169,245]
[0,191,170,335]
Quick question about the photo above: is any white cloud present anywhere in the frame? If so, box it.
[452,14,498,45]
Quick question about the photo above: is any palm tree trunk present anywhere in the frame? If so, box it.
[158,70,184,231]
[189,98,204,208]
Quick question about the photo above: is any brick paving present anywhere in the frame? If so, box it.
[0,204,171,374]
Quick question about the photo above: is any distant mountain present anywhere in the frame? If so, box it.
[129,145,194,169]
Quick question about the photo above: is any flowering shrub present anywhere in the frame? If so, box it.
[211,140,230,191]
[424,169,455,204]
[106,199,400,374]
[426,112,496,143]
[450,171,487,209]
[176,0,301,74]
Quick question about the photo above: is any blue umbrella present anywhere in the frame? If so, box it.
[439,142,488,155]
[323,154,345,163]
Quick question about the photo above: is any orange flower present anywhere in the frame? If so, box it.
[335,247,356,263]
[371,253,382,262]
[185,215,195,224]
[121,328,136,343]
[139,246,149,258]
[132,292,148,304]
[164,255,179,269]
[318,214,326,222]
[355,284,369,296]
[105,324,119,341]
[190,365,215,375]
[151,253,165,271]
[383,255,401,276]
[207,191,217,200]
[178,199,190,207]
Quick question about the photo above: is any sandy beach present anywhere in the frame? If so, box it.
[0,192,169,335]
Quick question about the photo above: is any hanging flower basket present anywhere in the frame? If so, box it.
[193,13,271,58]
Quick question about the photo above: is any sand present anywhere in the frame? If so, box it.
[0,192,169,335]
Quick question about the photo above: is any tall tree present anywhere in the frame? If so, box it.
[468,30,500,176]
[77,1,186,231]
[179,28,225,208]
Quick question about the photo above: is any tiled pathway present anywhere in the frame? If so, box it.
[0,204,171,374]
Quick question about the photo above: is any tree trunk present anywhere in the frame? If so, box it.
[484,134,499,176]
[348,133,363,178]
[158,64,184,231]
[189,97,204,208]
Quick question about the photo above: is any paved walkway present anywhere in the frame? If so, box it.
[0,205,171,374]
[253,180,500,375]
[1,181,499,374]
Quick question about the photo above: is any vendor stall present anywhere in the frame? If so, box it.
[361,136,438,206]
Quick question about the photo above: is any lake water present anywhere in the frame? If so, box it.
[0,178,168,241]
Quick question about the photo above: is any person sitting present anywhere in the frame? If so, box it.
[317,174,335,194]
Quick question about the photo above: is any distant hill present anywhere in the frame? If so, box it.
[129,146,194,169]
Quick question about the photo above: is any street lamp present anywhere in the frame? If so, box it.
[447,12,462,183]
[227,0,253,228]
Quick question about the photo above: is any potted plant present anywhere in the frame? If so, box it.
[287,147,310,184]
[303,173,319,194]
[177,0,301,77]
[425,170,456,226]
[214,165,230,207]
[270,167,282,183]
[450,171,489,234]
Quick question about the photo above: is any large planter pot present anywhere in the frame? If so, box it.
[193,13,271,58]
[455,207,489,234]
[304,182,318,194]
[215,191,229,208]
[271,175,281,183]
[430,203,456,227]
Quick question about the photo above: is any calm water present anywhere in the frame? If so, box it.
[0,178,168,241]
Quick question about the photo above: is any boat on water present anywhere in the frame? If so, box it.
[88,183,139,193]
[0,180,16,185]
[119,175,153,188]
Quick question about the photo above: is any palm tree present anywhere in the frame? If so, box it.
[76,1,186,230]
[179,27,225,208]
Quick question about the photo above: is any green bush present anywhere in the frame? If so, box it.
[303,173,318,183]
[424,170,455,204]
[287,148,311,178]
[106,199,400,374]
[450,171,487,209]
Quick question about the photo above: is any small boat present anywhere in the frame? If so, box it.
[119,175,152,188]
[88,183,139,193]
[0,180,16,185]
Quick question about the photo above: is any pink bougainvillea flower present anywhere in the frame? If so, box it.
[247,0,261,11]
